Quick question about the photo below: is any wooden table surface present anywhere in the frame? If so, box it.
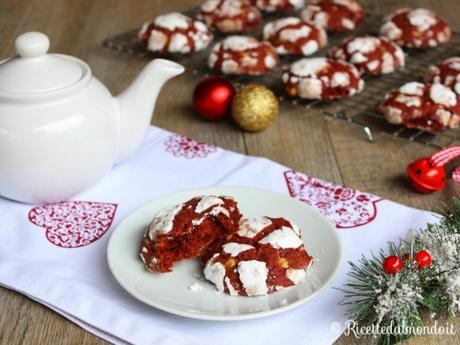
[1,0,460,344]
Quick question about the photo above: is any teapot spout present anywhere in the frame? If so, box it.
[115,59,184,162]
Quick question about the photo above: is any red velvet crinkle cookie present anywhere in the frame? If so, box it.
[208,36,278,75]
[301,0,364,32]
[140,196,242,273]
[329,36,405,75]
[282,57,364,100]
[380,8,451,49]
[138,12,213,53]
[202,217,313,296]
[380,82,460,131]
[197,0,261,33]
[263,17,327,56]
[426,57,460,95]
[253,0,305,13]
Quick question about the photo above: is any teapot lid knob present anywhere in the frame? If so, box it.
[15,32,50,58]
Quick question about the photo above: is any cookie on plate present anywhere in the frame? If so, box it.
[426,57,460,94]
[253,0,305,13]
[197,0,261,33]
[263,17,327,56]
[140,196,242,273]
[329,36,405,75]
[208,36,278,75]
[202,217,313,296]
[282,57,364,100]
[138,12,213,53]
[380,82,460,131]
[380,8,451,49]
[301,0,364,32]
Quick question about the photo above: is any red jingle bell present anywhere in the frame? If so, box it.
[193,76,235,121]
[383,255,404,275]
[415,250,432,269]
[407,157,445,193]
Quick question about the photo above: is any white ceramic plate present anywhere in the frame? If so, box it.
[107,186,342,321]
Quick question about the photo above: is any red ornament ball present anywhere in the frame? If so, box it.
[383,255,404,275]
[193,76,235,121]
[415,250,432,269]
[407,157,445,193]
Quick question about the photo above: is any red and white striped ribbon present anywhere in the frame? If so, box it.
[430,146,460,167]
[453,166,460,183]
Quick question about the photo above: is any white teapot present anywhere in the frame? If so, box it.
[0,32,184,204]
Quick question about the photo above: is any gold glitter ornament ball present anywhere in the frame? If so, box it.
[232,84,279,132]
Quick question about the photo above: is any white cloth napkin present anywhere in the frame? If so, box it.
[0,126,438,345]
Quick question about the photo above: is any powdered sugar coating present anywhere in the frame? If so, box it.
[301,0,364,32]
[408,8,437,32]
[286,268,306,284]
[426,57,460,96]
[195,196,225,213]
[222,36,260,51]
[141,196,241,273]
[148,204,183,239]
[188,282,203,292]
[380,82,460,131]
[400,82,425,96]
[263,17,327,56]
[259,227,304,249]
[155,12,190,30]
[380,8,451,49]
[202,217,313,296]
[283,57,364,100]
[330,36,405,75]
[290,57,328,76]
[255,0,305,13]
[222,242,254,256]
[238,260,269,296]
[208,36,278,75]
[237,217,272,238]
[198,0,261,33]
[225,277,239,296]
[429,84,457,107]
[138,12,213,53]
[204,256,226,292]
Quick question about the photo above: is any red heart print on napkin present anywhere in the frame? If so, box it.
[284,170,382,229]
[164,134,217,159]
[29,201,118,248]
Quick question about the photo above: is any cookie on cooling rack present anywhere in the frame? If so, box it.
[202,217,313,296]
[138,12,213,53]
[329,36,405,76]
[253,0,305,13]
[263,17,327,56]
[197,0,261,33]
[208,36,278,75]
[300,0,364,32]
[426,57,460,95]
[380,8,451,49]
[282,57,364,100]
[380,82,460,131]
[140,196,241,273]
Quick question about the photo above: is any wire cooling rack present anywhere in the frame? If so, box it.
[103,10,460,148]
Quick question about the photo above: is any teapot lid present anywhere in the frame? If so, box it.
[0,32,90,96]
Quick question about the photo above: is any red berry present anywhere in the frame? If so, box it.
[383,255,404,275]
[402,253,410,262]
[415,250,432,269]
